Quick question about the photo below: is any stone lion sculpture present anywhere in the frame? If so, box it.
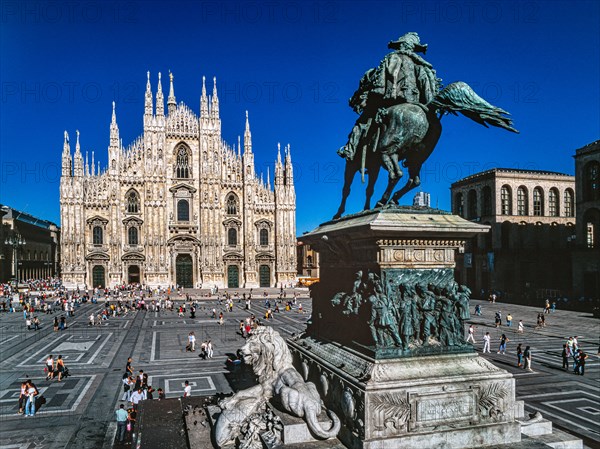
[215,326,340,447]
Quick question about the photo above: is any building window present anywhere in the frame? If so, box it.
[584,161,600,202]
[501,185,512,215]
[482,186,492,216]
[533,187,544,216]
[548,188,559,217]
[587,222,595,248]
[467,189,477,219]
[564,189,574,217]
[226,193,238,215]
[127,190,140,213]
[259,228,269,246]
[307,255,313,267]
[93,226,103,245]
[128,227,138,245]
[455,192,464,217]
[228,228,237,246]
[175,147,190,179]
[177,199,190,221]
[517,186,528,216]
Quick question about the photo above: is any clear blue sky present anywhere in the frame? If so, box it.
[1,0,599,234]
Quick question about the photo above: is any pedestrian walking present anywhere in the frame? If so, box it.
[45,355,54,380]
[207,340,213,358]
[115,404,128,442]
[183,380,191,397]
[466,325,476,343]
[506,313,513,327]
[482,332,491,353]
[562,344,569,370]
[524,345,532,371]
[518,320,524,333]
[56,355,66,381]
[494,311,502,328]
[575,351,588,376]
[516,343,523,367]
[498,334,509,354]
[474,304,482,316]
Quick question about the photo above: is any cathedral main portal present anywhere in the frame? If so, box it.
[175,254,193,288]
[128,265,140,284]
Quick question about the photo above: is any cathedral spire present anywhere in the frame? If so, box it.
[155,72,164,116]
[145,71,153,116]
[244,110,252,153]
[85,151,90,177]
[167,71,176,115]
[200,76,208,117]
[211,76,219,118]
[73,130,83,177]
[62,130,72,177]
[91,151,95,176]
[237,135,241,157]
[285,144,294,186]
[110,101,119,148]
[275,142,284,186]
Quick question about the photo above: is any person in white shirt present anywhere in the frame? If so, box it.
[130,388,143,409]
[207,340,213,358]
[482,332,491,353]
[46,355,54,380]
[183,380,191,397]
[188,332,196,352]
[466,325,476,343]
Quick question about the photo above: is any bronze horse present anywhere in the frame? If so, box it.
[333,82,518,220]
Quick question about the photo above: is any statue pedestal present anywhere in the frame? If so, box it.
[292,208,522,448]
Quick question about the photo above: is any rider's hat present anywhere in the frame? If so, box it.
[388,32,428,54]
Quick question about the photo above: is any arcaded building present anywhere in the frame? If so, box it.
[451,168,575,300]
[59,73,296,289]
[572,140,600,299]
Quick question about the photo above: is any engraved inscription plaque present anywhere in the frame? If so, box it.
[411,390,477,430]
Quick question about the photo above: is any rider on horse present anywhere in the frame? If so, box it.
[338,32,441,163]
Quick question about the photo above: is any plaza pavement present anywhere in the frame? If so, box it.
[0,291,597,449]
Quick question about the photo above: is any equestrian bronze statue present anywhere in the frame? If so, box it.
[333,32,518,220]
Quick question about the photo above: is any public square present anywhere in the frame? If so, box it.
[0,292,598,449]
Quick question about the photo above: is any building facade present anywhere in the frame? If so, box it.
[413,191,431,207]
[60,73,296,289]
[572,140,600,299]
[0,205,60,282]
[296,241,320,281]
[451,169,575,301]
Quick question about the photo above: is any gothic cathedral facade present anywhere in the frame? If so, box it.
[59,73,297,289]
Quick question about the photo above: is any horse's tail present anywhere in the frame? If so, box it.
[430,81,519,133]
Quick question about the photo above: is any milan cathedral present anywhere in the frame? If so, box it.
[59,72,297,289]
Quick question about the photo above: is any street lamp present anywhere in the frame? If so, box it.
[4,232,26,281]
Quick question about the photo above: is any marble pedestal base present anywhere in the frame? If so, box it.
[289,337,522,449]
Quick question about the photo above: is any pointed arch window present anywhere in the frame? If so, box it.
[533,187,544,216]
[177,199,190,222]
[175,147,190,179]
[126,190,140,213]
[226,193,238,215]
[564,189,574,217]
[93,226,103,245]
